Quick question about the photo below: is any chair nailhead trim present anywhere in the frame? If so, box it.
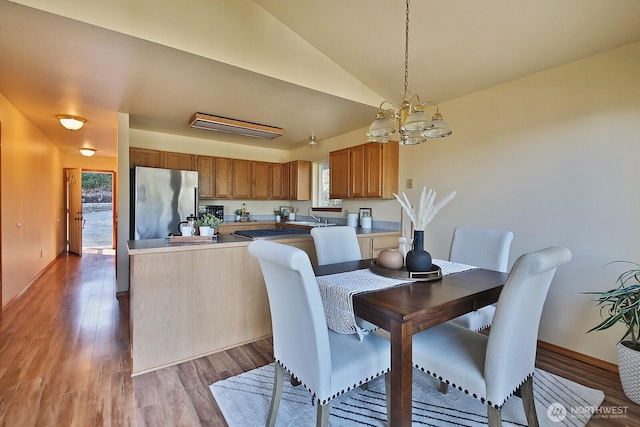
[276,360,389,405]
[413,362,535,410]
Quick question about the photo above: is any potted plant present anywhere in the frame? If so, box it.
[585,262,640,404]
[196,214,223,237]
[274,209,281,222]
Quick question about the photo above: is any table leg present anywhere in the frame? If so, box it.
[389,319,413,426]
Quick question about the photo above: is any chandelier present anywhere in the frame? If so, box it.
[366,0,452,145]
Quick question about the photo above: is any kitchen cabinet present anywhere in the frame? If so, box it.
[329,144,365,198]
[215,157,253,199]
[364,141,398,198]
[130,147,161,168]
[357,233,401,259]
[215,157,233,198]
[287,160,311,201]
[282,162,290,200]
[329,148,350,199]
[251,161,271,199]
[162,151,195,170]
[196,156,215,198]
[131,147,311,201]
[270,162,285,200]
[329,141,399,199]
[232,159,252,199]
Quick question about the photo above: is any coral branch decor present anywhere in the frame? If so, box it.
[394,186,456,271]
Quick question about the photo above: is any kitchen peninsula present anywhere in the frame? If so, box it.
[127,228,400,375]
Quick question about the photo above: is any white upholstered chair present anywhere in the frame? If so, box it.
[248,240,390,427]
[310,226,362,266]
[412,246,572,427]
[448,227,515,331]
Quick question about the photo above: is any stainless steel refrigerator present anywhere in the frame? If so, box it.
[131,166,199,239]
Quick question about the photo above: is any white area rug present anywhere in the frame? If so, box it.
[210,363,604,426]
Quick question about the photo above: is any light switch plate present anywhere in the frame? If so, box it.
[406,179,413,189]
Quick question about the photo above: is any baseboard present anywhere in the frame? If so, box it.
[538,340,618,373]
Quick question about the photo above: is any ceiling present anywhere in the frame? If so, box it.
[1,0,639,158]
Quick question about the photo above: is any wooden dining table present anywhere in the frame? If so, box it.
[314,259,508,427]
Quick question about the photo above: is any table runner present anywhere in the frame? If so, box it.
[316,259,477,337]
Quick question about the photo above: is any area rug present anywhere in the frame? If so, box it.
[210,363,605,426]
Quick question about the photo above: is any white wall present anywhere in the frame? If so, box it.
[405,42,640,364]
[0,93,64,309]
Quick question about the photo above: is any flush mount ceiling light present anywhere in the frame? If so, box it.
[57,115,86,131]
[366,0,452,145]
[308,132,317,148]
[78,148,96,157]
[189,113,284,139]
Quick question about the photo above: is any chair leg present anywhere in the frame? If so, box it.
[520,376,539,427]
[439,381,449,394]
[316,402,330,427]
[487,405,502,427]
[266,363,285,427]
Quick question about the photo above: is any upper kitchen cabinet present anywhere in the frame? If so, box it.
[196,156,215,199]
[329,141,398,199]
[162,151,195,171]
[270,162,285,200]
[329,147,350,199]
[215,157,233,198]
[251,161,271,200]
[287,160,311,201]
[329,145,365,199]
[130,147,161,168]
[364,141,398,198]
[130,147,194,171]
[215,157,251,199]
[231,159,252,199]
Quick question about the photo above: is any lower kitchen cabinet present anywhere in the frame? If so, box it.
[357,233,401,259]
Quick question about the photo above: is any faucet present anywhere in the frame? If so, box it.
[309,208,321,222]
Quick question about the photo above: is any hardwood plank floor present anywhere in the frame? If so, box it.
[1,251,638,426]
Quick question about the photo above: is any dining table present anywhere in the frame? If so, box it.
[314,258,508,427]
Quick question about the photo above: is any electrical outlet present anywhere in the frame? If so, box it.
[407,179,413,189]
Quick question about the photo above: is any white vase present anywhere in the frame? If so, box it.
[617,342,640,404]
[199,226,212,237]
[275,215,281,222]
[289,212,296,220]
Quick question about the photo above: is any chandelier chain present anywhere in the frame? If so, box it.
[404,0,410,97]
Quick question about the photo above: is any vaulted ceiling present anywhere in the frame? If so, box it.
[1,0,639,157]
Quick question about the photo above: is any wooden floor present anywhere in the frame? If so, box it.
[1,251,639,426]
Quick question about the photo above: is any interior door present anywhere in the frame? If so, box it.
[68,168,83,255]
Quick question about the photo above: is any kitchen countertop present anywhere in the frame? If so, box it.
[127,227,400,255]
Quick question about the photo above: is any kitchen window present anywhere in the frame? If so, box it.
[316,160,342,207]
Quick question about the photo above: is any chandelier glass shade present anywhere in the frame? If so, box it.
[78,148,96,157]
[366,0,452,145]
